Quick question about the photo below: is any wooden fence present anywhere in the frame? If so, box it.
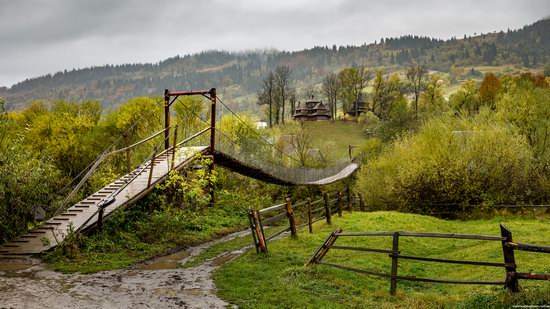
[306,224,550,295]
[248,189,362,253]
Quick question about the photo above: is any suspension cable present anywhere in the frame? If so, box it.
[215,95,300,164]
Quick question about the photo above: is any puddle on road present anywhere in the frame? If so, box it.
[211,253,239,267]
[136,250,190,270]
[0,262,32,272]
[0,257,38,272]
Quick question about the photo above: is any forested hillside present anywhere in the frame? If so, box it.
[1,19,548,111]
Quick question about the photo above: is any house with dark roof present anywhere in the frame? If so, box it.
[292,96,331,121]
[347,94,367,117]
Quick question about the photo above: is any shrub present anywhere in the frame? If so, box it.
[355,113,536,212]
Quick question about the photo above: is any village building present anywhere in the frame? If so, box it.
[347,94,367,117]
[292,96,331,121]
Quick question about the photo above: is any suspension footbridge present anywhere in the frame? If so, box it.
[0,88,360,256]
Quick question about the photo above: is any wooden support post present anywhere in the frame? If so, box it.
[346,187,352,213]
[286,198,297,237]
[209,88,217,154]
[208,88,217,206]
[359,193,365,212]
[247,209,259,253]
[251,209,267,253]
[390,232,400,296]
[97,208,104,232]
[337,191,343,217]
[307,198,313,233]
[323,193,332,225]
[147,147,158,187]
[500,224,520,293]
[164,89,171,151]
[171,124,178,170]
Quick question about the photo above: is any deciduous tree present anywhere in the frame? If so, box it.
[322,73,340,120]
[274,66,293,124]
[479,72,501,109]
[406,64,428,117]
[337,66,370,115]
[257,71,276,127]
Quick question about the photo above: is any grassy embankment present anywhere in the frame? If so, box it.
[214,211,550,308]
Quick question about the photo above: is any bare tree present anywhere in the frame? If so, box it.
[406,64,428,117]
[289,87,297,117]
[257,71,276,127]
[322,73,340,120]
[274,65,292,124]
[304,84,316,99]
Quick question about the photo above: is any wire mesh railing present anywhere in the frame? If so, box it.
[214,132,357,184]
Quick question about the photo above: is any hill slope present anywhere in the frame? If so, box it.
[1,19,548,111]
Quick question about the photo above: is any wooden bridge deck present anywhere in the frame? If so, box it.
[0,146,207,256]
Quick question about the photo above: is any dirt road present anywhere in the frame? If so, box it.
[0,231,249,309]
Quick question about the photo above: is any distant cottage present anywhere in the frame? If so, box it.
[347,94,367,117]
[292,96,331,121]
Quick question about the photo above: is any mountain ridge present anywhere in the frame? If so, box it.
[1,18,548,111]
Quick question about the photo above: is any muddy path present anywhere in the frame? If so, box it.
[0,230,251,309]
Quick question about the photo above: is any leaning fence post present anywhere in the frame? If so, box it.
[248,209,259,253]
[390,232,400,296]
[286,198,297,237]
[337,191,343,217]
[252,209,267,253]
[323,193,332,225]
[500,224,520,293]
[147,147,158,187]
[307,198,313,233]
[359,193,366,212]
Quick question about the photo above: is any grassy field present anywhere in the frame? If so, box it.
[214,211,550,308]
[303,120,368,159]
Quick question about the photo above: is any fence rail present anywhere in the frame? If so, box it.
[247,189,356,253]
[306,224,550,295]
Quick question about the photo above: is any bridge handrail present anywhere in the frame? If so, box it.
[56,124,207,217]
[105,127,169,156]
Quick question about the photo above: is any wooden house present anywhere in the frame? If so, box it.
[292,96,331,121]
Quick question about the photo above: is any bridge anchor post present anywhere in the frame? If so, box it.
[208,88,216,206]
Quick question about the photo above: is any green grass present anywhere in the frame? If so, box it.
[214,211,550,308]
[303,120,368,158]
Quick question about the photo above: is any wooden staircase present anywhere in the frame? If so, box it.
[0,146,207,256]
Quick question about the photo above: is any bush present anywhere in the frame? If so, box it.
[355,113,536,212]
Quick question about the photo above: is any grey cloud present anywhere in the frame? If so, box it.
[0,0,548,86]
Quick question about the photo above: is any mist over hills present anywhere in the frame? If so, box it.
[1,18,548,112]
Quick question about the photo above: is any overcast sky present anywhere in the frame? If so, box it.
[0,0,548,87]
